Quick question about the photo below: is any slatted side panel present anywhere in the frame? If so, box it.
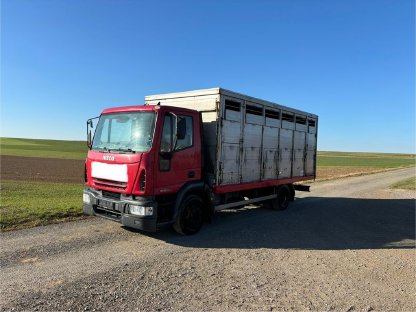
[242,123,262,182]
[262,126,279,180]
[279,129,293,178]
[306,133,317,176]
[293,131,306,177]
[220,115,242,184]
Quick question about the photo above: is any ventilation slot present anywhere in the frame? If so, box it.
[246,105,263,116]
[265,109,280,120]
[282,112,294,122]
[296,116,307,125]
[225,100,240,112]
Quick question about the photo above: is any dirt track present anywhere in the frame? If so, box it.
[1,167,415,311]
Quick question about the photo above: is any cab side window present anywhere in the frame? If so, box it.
[175,115,193,150]
[160,115,173,153]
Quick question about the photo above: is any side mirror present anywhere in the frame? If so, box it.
[86,118,98,149]
[87,130,92,149]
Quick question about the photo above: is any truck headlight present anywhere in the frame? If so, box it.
[129,205,153,216]
[83,193,91,204]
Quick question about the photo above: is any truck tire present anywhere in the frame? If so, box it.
[268,185,290,211]
[173,195,205,235]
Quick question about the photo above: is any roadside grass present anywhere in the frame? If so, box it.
[390,177,416,190]
[0,180,87,231]
[0,137,87,160]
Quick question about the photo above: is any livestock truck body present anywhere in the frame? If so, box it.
[83,88,318,234]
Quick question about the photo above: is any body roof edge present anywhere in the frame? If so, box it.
[145,87,318,119]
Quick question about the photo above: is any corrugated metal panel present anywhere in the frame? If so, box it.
[222,119,241,144]
[306,133,317,175]
[262,126,279,180]
[242,123,262,182]
[279,129,293,178]
[220,144,240,184]
[246,114,264,125]
[220,116,241,184]
[225,110,241,122]
[266,117,281,127]
[293,131,306,177]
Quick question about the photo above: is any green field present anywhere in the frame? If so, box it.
[0,180,86,231]
[0,137,87,159]
[317,151,415,168]
[391,177,416,190]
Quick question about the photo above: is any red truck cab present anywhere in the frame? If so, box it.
[83,104,206,234]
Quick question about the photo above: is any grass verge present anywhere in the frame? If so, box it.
[390,177,416,190]
[0,180,87,231]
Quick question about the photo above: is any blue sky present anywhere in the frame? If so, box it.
[1,0,415,153]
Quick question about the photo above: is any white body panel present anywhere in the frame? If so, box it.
[145,88,318,187]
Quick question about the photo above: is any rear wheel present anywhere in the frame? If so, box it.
[268,185,290,210]
[173,195,205,235]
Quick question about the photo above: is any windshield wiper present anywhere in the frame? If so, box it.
[94,146,110,152]
[108,148,136,153]
[93,146,136,153]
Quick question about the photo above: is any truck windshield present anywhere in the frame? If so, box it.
[92,112,156,153]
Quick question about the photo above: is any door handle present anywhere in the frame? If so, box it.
[188,171,195,178]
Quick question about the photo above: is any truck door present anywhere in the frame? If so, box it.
[154,111,201,194]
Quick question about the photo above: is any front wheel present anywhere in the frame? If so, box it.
[173,195,205,235]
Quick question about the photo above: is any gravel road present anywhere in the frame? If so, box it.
[1,168,415,311]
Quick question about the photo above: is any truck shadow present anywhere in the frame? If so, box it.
[150,197,415,250]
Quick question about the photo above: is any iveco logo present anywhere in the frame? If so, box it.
[103,155,115,161]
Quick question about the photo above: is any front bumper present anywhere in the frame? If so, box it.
[83,188,157,232]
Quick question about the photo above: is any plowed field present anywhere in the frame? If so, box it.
[1,155,84,183]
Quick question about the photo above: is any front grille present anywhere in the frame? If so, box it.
[93,178,127,190]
